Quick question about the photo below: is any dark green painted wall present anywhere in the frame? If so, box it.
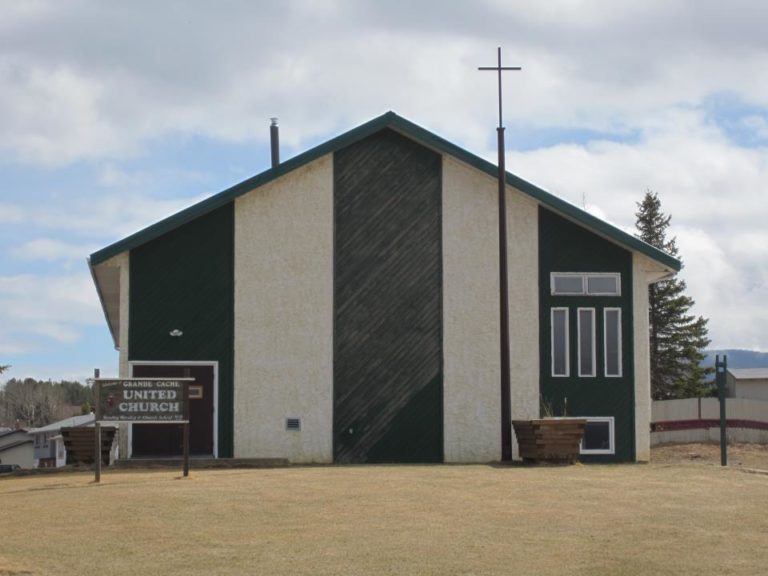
[538,207,635,462]
[128,204,234,457]
[334,129,443,463]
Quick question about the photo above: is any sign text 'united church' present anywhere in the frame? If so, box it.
[95,379,190,422]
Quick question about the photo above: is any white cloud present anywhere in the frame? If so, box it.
[30,192,211,239]
[0,0,767,361]
[97,164,149,188]
[0,203,25,224]
[508,109,768,350]
[0,339,39,357]
[0,273,103,351]
[2,1,767,167]
[742,115,768,140]
[10,238,98,262]
[97,163,209,190]
[0,60,121,166]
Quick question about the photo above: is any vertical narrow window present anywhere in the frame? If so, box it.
[604,308,622,377]
[578,308,596,377]
[551,308,569,377]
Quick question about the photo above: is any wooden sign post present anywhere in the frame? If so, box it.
[94,369,101,483]
[92,377,193,482]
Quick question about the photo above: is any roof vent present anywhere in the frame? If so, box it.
[270,118,280,168]
[286,417,301,431]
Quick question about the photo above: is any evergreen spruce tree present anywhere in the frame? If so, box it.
[635,191,713,399]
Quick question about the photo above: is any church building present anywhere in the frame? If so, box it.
[89,112,679,463]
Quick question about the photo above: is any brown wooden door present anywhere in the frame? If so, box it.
[131,364,215,457]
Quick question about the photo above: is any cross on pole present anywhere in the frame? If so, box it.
[479,47,522,129]
[479,47,521,463]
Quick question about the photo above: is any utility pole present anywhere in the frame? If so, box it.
[479,47,522,462]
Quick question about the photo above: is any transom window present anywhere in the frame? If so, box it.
[580,417,615,455]
[551,273,621,296]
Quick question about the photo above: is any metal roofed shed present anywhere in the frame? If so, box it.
[727,368,768,401]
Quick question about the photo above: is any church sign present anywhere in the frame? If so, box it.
[95,378,191,423]
[91,377,193,482]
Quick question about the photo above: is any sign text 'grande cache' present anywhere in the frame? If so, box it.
[95,378,191,422]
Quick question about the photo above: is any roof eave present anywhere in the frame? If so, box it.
[386,114,681,271]
[88,257,119,349]
[90,110,682,272]
[89,112,397,266]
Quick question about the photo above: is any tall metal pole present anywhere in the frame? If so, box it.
[479,48,521,462]
[716,355,728,466]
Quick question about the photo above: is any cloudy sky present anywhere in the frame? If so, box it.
[1,0,767,382]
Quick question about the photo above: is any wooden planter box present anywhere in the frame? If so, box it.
[512,418,588,463]
[61,426,117,466]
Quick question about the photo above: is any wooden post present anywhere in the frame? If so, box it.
[94,369,101,483]
[182,367,191,477]
[183,421,190,477]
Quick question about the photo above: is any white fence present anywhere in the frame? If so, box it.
[651,397,768,445]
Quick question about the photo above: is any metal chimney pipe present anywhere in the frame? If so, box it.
[270,117,280,168]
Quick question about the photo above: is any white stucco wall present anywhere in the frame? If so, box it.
[96,251,131,458]
[633,253,667,461]
[233,156,334,463]
[505,178,541,458]
[117,252,130,378]
[93,251,130,376]
[442,157,539,462]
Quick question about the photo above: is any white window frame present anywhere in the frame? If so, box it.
[580,416,615,455]
[128,360,219,459]
[577,307,596,377]
[603,308,623,377]
[551,307,570,377]
[551,272,621,296]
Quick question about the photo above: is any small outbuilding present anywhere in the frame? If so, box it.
[726,368,768,401]
[0,429,34,469]
[89,112,680,464]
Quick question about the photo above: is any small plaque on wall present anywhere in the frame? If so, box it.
[189,385,204,399]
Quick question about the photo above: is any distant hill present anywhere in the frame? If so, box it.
[704,349,768,369]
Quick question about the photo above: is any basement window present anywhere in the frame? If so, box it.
[580,417,615,455]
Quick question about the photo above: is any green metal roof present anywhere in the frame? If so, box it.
[90,111,681,271]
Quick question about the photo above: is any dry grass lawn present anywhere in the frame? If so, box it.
[1,461,766,576]
[653,441,768,470]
